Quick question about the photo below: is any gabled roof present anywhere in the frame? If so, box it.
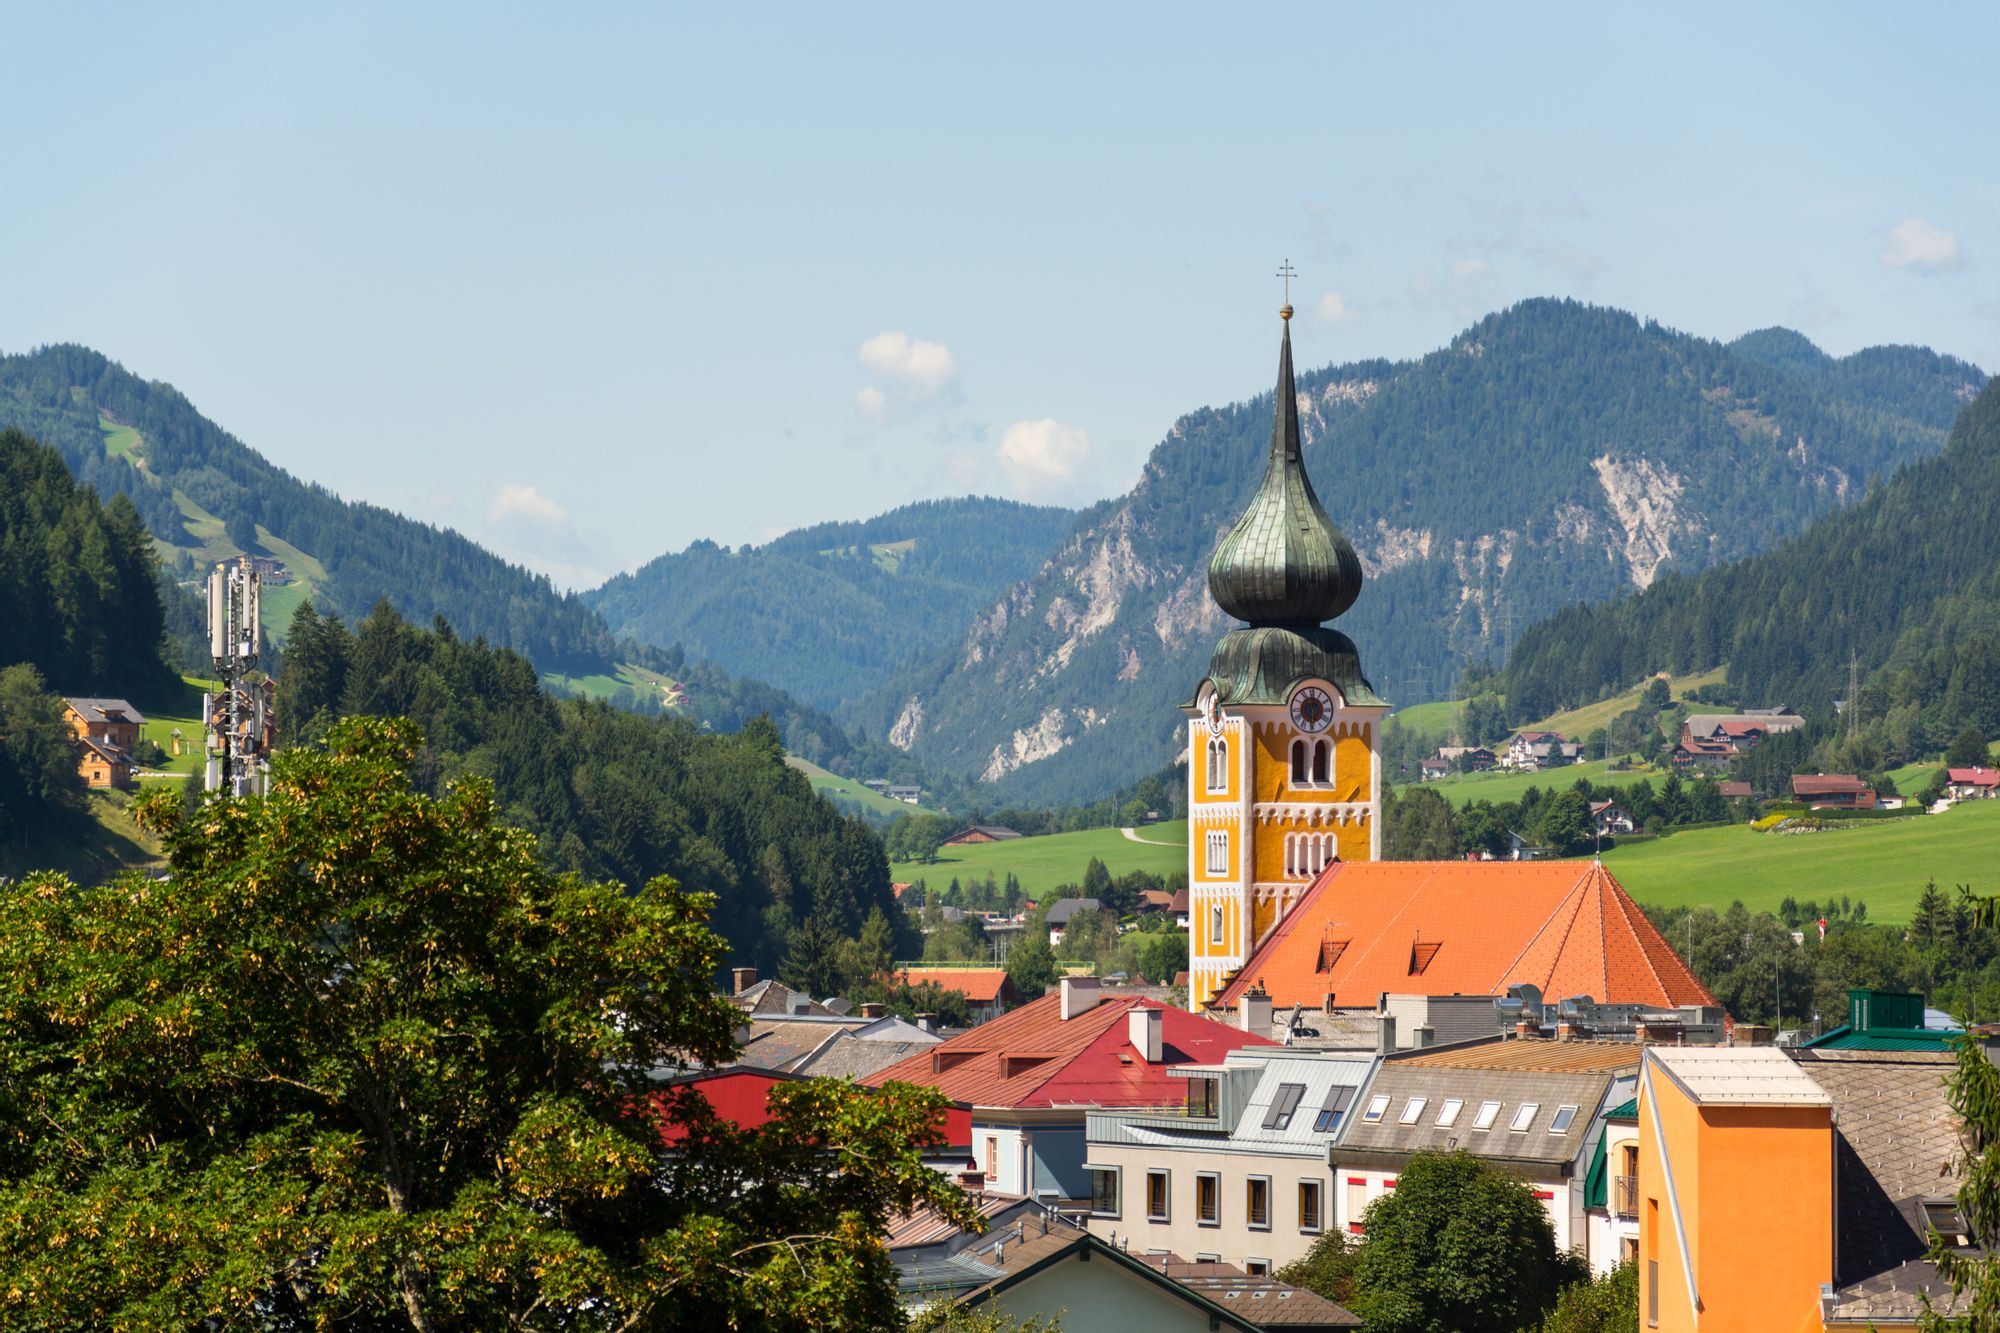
[1214,861,1718,1014]
[64,697,148,724]
[1511,729,1564,744]
[898,967,1019,1005]
[1717,781,1753,798]
[1947,767,2000,787]
[865,990,1275,1109]
[1044,898,1102,926]
[947,824,1023,841]
[1793,774,1871,795]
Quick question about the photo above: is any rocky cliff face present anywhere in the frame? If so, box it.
[846,300,1984,804]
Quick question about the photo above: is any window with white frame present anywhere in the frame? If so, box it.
[1246,1176,1271,1230]
[1088,1166,1120,1217]
[1399,1097,1428,1125]
[1209,903,1226,947]
[1290,739,1307,784]
[1472,1100,1501,1130]
[1436,1098,1464,1128]
[1510,1103,1541,1132]
[1205,829,1228,876]
[1550,1104,1578,1134]
[1146,1169,1170,1222]
[1361,1094,1390,1123]
[1205,737,1227,792]
[1196,1172,1220,1225]
[1298,1179,1323,1232]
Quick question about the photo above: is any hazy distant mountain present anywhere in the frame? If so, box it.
[586,497,1078,712]
[849,299,1986,805]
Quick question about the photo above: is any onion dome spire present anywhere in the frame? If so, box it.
[1206,308,1363,626]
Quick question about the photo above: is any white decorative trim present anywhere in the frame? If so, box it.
[1255,802,1372,825]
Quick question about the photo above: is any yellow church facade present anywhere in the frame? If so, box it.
[1183,301,1387,1010]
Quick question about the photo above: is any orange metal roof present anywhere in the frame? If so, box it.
[1213,860,1719,1015]
[864,990,1274,1109]
[898,968,1017,1004]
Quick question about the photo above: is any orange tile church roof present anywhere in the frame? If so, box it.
[1213,860,1718,1015]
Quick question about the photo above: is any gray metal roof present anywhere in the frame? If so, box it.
[1089,1051,1375,1157]
[65,697,147,724]
[1332,1061,1625,1170]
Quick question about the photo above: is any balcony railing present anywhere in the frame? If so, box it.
[1614,1174,1640,1217]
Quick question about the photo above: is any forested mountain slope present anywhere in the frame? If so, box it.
[1500,375,2000,761]
[587,497,1076,711]
[0,345,614,667]
[857,299,1986,805]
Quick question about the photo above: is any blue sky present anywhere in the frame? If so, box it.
[3,5,1995,587]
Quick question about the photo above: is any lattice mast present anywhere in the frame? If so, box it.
[204,557,271,795]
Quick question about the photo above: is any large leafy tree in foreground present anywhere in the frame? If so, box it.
[0,717,972,1331]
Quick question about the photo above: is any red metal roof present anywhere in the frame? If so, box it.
[1212,860,1719,1015]
[658,1067,971,1147]
[863,990,1274,1109]
[1947,767,2000,788]
[1718,781,1753,798]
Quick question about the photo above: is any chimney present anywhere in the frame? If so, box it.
[960,1168,986,1191]
[1556,1020,1582,1042]
[1060,976,1101,1020]
[860,1002,886,1020]
[1515,1018,1540,1040]
[1413,1023,1434,1049]
[1240,983,1273,1035]
[916,1012,937,1033]
[1376,1012,1397,1055]
[732,966,758,996]
[1129,1006,1163,1063]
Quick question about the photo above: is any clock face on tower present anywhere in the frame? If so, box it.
[1289,685,1334,734]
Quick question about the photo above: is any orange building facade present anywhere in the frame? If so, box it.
[1637,1047,1834,1333]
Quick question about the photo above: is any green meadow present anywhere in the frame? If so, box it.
[890,820,1187,899]
[1602,799,2000,924]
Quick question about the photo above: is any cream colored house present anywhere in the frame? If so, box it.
[1083,1049,1374,1273]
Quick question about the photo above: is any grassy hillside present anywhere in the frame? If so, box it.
[786,756,933,818]
[137,675,214,777]
[1389,699,1465,735]
[0,789,163,883]
[1416,757,1668,808]
[1602,799,2000,923]
[890,821,1187,898]
[541,662,685,711]
[1527,667,1729,739]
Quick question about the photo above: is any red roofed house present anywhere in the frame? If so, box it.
[1947,767,2000,801]
[866,976,1276,1201]
[657,1066,972,1157]
[898,966,1022,1022]
[1717,780,1754,800]
[1792,774,1877,810]
[1209,860,1717,1018]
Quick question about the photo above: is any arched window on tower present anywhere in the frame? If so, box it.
[1206,738,1226,793]
[1290,739,1307,785]
[1311,739,1331,784]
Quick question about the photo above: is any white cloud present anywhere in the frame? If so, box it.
[858,330,957,394]
[1881,218,1962,272]
[1315,290,1355,323]
[997,418,1090,497]
[853,330,959,425]
[1451,257,1489,278]
[488,482,569,530]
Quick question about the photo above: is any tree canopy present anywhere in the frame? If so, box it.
[0,716,972,1330]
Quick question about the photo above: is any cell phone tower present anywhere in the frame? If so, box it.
[205,557,272,795]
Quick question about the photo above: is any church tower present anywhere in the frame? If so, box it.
[1184,297,1386,1011]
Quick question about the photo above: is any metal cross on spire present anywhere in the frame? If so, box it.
[1277,259,1297,320]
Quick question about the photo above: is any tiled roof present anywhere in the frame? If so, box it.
[1214,861,1718,1014]
[733,1018,857,1071]
[1798,1049,1962,1323]
[1334,1061,1622,1169]
[864,990,1275,1109]
[1136,1257,1364,1329]
[795,1034,935,1081]
[1793,774,1871,795]
[886,1191,1033,1250]
[1717,781,1753,798]
[1947,767,2000,787]
[897,968,1018,1005]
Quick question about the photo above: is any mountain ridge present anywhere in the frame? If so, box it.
[839,299,1986,804]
